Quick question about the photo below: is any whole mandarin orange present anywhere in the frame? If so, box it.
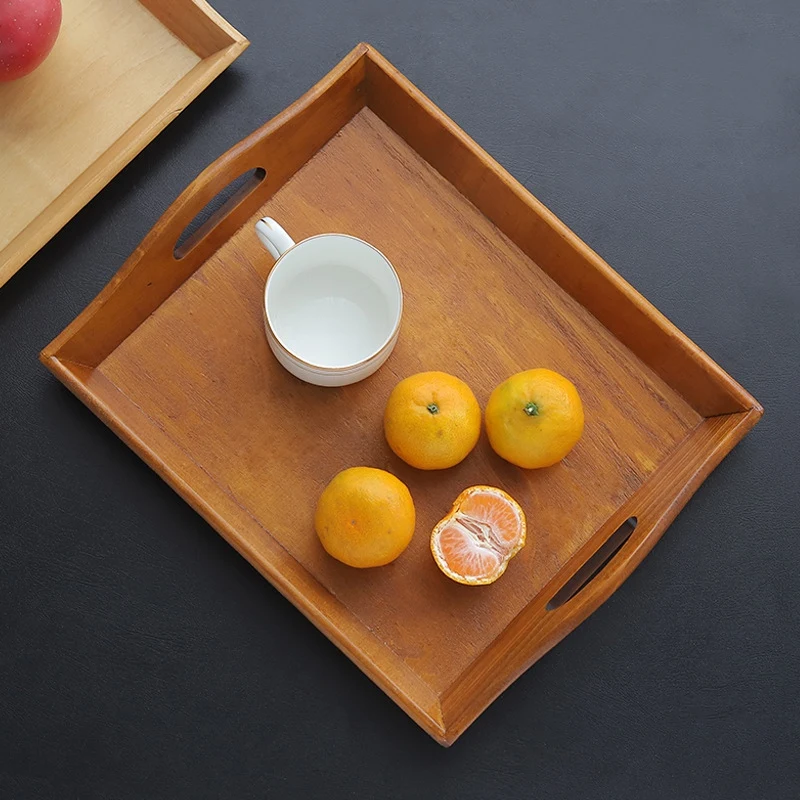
[485,369,584,468]
[384,372,481,470]
[315,467,415,568]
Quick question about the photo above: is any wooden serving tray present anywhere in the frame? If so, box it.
[41,43,762,745]
[0,0,248,288]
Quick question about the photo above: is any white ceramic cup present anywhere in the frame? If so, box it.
[255,218,403,387]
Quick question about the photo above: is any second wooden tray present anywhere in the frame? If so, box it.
[0,0,248,288]
[41,43,762,745]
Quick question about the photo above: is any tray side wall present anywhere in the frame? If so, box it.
[363,47,759,418]
[438,407,760,743]
[139,0,243,57]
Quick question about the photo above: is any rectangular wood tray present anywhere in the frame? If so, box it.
[0,0,248,288]
[41,43,762,745]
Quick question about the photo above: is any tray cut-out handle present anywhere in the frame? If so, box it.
[146,145,271,270]
[547,517,638,610]
[174,167,266,259]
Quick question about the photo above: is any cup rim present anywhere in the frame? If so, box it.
[263,233,403,372]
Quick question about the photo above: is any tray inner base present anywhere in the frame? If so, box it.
[97,108,701,694]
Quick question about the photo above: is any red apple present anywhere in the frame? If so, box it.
[0,0,62,82]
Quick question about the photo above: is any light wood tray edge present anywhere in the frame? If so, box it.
[0,0,249,289]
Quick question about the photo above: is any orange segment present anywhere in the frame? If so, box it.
[457,489,526,554]
[430,486,526,585]
[436,523,504,581]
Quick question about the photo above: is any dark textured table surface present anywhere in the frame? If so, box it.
[1,1,798,797]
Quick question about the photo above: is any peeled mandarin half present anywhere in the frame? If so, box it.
[430,486,526,585]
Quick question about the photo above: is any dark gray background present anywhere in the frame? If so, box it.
[1,0,798,797]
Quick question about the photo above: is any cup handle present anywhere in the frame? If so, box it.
[255,217,296,260]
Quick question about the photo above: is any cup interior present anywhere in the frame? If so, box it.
[265,235,402,370]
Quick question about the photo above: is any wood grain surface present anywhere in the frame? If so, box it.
[41,44,762,744]
[0,0,247,288]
